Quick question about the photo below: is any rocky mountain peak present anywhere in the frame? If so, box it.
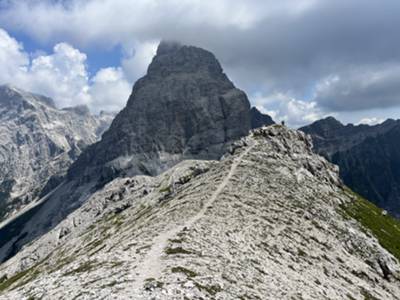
[301,116,344,135]
[156,40,183,55]
[68,41,251,185]
[146,41,225,80]
[0,85,56,109]
[250,107,275,129]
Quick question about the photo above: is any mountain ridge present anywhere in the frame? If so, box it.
[300,116,400,216]
[1,125,399,299]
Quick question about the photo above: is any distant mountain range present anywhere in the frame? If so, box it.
[301,117,400,217]
[0,85,114,223]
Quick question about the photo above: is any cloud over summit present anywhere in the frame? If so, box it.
[1,0,400,125]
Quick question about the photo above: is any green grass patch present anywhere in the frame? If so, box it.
[169,238,183,243]
[193,281,222,296]
[135,245,151,254]
[109,261,124,268]
[342,187,400,261]
[360,288,380,300]
[164,247,192,255]
[144,278,164,288]
[171,266,198,278]
[84,232,111,252]
[112,215,125,228]
[89,244,107,256]
[0,263,42,292]
[0,254,50,292]
[0,275,7,284]
[159,185,172,194]
[297,248,307,257]
[0,268,31,292]
[50,255,74,273]
[62,260,98,277]
[100,280,118,288]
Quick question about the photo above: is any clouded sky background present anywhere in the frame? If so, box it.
[0,0,399,127]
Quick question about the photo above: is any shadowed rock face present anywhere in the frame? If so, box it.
[250,107,275,129]
[300,117,400,216]
[68,41,251,185]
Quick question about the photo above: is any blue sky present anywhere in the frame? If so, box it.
[5,27,124,76]
[1,0,400,127]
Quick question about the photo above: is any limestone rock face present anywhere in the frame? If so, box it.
[68,41,251,185]
[1,126,400,299]
[300,117,400,217]
[0,85,114,223]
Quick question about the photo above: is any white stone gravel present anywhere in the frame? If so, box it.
[1,125,399,299]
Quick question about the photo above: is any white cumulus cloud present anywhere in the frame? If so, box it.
[0,28,132,112]
[252,92,325,128]
[25,42,91,108]
[121,40,158,82]
[356,117,385,126]
[89,67,132,113]
[0,28,29,83]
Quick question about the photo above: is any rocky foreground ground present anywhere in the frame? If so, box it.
[0,125,400,299]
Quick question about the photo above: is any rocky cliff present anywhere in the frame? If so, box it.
[68,41,251,186]
[300,117,400,217]
[1,126,399,299]
[0,85,114,224]
[250,107,275,129]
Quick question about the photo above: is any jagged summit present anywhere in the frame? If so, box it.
[301,116,344,135]
[0,85,56,109]
[321,116,341,123]
[250,107,275,129]
[147,41,225,79]
[156,40,183,55]
[68,41,251,184]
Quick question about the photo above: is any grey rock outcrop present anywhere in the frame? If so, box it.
[300,117,400,217]
[250,106,275,129]
[1,125,399,299]
[0,85,114,223]
[68,41,251,185]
